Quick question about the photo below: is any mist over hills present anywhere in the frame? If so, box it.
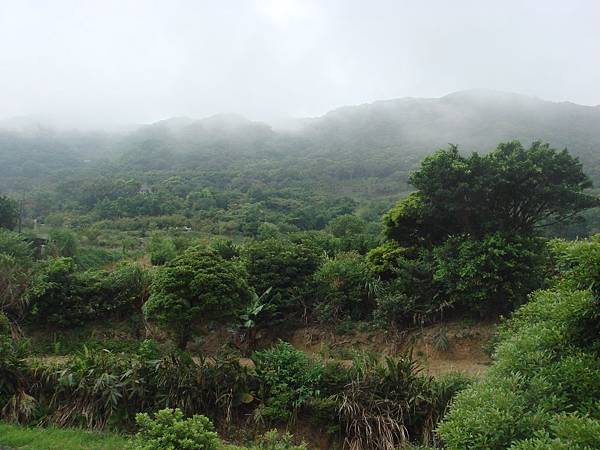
[2,89,600,194]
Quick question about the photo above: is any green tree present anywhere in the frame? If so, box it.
[144,246,251,348]
[0,230,33,320]
[148,233,177,265]
[385,141,598,246]
[0,195,19,230]
[242,238,322,319]
[326,214,378,254]
[432,233,545,316]
[48,228,78,257]
[314,252,375,321]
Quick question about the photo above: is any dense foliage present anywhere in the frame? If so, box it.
[144,246,251,348]
[385,141,598,246]
[1,139,599,448]
[132,408,219,450]
[0,195,19,230]
[438,236,600,449]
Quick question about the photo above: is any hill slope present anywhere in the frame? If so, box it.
[1,90,599,196]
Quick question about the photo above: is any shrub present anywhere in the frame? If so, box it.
[148,233,177,266]
[0,230,32,261]
[509,414,600,450]
[42,347,250,430]
[326,214,376,254]
[547,235,600,294]
[432,233,545,316]
[334,354,450,449]
[144,246,251,348]
[0,230,33,319]
[0,313,33,422]
[27,259,150,326]
[48,228,78,257]
[314,252,375,321]
[132,408,219,450]
[252,342,323,424]
[242,238,322,319]
[0,312,11,335]
[209,237,240,260]
[252,430,307,450]
[437,288,600,450]
[366,242,408,280]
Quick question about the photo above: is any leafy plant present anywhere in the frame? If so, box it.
[144,246,251,348]
[132,408,219,450]
[314,252,375,321]
[438,288,600,449]
[252,342,323,424]
[238,287,277,353]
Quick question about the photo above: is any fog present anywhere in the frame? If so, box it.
[1,0,599,129]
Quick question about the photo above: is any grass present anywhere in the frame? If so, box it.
[0,423,130,450]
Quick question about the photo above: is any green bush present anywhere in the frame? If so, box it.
[509,414,600,450]
[242,238,322,319]
[371,234,546,324]
[0,230,34,319]
[144,246,251,348]
[432,233,545,316]
[366,241,408,280]
[252,342,323,424]
[148,233,177,266]
[26,258,150,326]
[314,252,375,321]
[548,235,600,294]
[326,214,377,254]
[0,312,11,335]
[437,288,600,450]
[251,430,307,450]
[0,314,33,422]
[0,229,33,261]
[48,228,78,257]
[132,408,219,450]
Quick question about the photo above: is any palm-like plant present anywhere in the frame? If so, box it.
[238,287,277,354]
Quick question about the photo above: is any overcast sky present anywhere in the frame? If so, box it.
[1,0,599,128]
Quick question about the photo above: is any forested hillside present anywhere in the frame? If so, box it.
[2,90,600,239]
[1,133,599,448]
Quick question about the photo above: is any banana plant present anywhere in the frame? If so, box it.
[238,287,277,353]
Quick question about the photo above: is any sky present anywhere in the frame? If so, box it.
[0,0,599,128]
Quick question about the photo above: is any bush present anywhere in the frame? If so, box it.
[0,230,34,319]
[0,313,33,422]
[366,241,408,280]
[0,230,32,261]
[26,259,150,326]
[548,235,600,294]
[437,288,600,450]
[251,430,307,450]
[144,246,251,348]
[242,238,322,319]
[252,342,323,424]
[432,233,545,316]
[148,233,177,266]
[509,414,600,450]
[314,252,375,321]
[372,234,546,324]
[326,214,377,254]
[132,408,219,450]
[334,354,450,449]
[48,228,78,257]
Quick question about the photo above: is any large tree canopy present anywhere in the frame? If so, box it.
[144,246,251,348]
[385,141,599,246]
